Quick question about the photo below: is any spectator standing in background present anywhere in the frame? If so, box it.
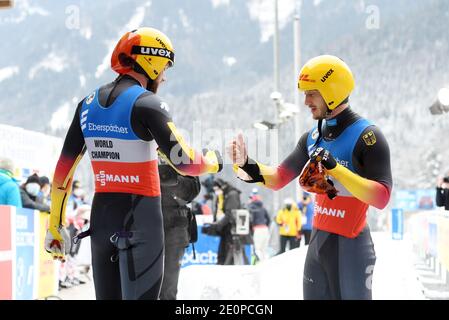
[436,173,449,210]
[276,198,301,254]
[0,157,22,207]
[248,192,270,262]
[39,176,51,206]
[20,173,50,212]
[298,192,314,245]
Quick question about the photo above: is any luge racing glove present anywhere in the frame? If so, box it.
[299,147,338,199]
[45,226,71,262]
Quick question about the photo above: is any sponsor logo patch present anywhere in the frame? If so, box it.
[299,74,316,83]
[160,102,170,112]
[314,204,345,218]
[362,130,377,146]
[88,123,129,134]
[86,91,95,105]
[321,68,334,83]
[95,170,140,187]
[131,45,175,63]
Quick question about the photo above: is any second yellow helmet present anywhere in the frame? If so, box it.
[298,55,355,110]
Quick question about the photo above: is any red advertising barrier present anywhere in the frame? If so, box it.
[0,206,58,300]
[0,205,15,300]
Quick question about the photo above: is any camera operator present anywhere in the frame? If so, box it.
[201,178,252,265]
[436,174,449,210]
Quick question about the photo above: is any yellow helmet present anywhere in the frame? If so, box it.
[111,27,175,80]
[298,55,354,110]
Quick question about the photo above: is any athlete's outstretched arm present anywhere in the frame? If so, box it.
[50,101,86,238]
[229,133,310,191]
[134,96,221,176]
[327,165,390,209]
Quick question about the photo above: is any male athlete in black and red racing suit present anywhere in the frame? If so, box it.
[45,27,222,300]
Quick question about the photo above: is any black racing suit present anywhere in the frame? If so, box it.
[239,107,392,299]
[158,162,200,300]
[436,186,449,210]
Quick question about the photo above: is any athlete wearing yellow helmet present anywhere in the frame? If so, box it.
[229,54,392,300]
[111,27,175,88]
[298,54,355,111]
[45,27,222,300]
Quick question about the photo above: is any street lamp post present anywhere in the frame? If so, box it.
[429,87,449,115]
[272,0,280,215]
[427,88,448,188]
[293,6,302,203]
[254,91,299,215]
[273,0,280,93]
[253,120,277,131]
[269,0,304,213]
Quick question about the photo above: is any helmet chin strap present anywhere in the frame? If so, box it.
[312,119,324,149]
[325,102,339,117]
[146,77,156,92]
[139,70,156,92]
[128,63,156,91]
[312,104,333,148]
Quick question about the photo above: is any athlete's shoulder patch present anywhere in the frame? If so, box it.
[85,91,95,105]
[362,130,377,146]
[160,101,170,112]
[311,128,319,140]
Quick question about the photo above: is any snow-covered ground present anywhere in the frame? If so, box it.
[177,232,425,300]
[178,246,305,300]
[371,232,425,300]
[56,231,427,300]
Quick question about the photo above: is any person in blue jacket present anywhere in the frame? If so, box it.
[0,158,22,207]
[298,192,314,245]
